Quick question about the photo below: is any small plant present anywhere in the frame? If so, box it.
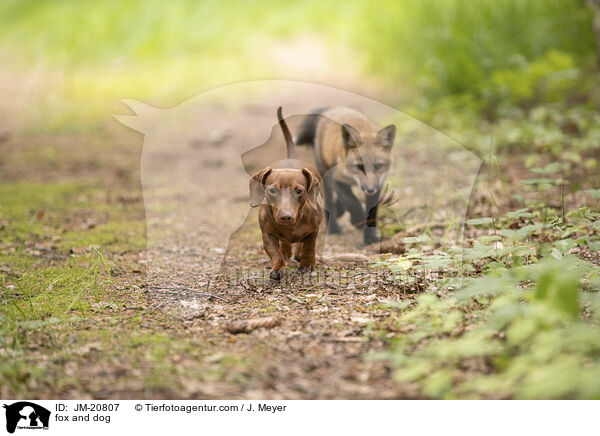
[375,199,600,398]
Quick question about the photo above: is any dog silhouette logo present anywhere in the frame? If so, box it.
[3,402,50,434]
[115,80,481,286]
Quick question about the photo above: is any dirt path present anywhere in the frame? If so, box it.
[133,100,421,399]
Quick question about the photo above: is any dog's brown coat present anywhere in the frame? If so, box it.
[249,108,324,280]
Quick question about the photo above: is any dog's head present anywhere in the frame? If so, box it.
[249,167,320,225]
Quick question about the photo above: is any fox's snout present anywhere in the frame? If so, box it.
[363,185,378,195]
[361,183,380,196]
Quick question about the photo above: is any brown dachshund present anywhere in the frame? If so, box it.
[249,107,324,280]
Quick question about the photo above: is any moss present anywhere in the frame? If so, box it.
[0,181,146,251]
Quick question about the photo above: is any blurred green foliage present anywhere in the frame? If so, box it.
[0,1,325,124]
[0,0,347,66]
[0,0,597,125]
[359,0,595,97]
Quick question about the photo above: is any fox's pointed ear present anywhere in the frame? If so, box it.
[113,99,162,133]
[375,124,396,148]
[341,123,361,149]
[249,168,272,207]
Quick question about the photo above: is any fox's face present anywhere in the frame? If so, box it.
[338,123,396,196]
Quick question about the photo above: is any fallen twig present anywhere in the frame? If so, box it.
[147,286,229,302]
[226,316,281,334]
[123,302,165,320]
[324,253,370,263]
[406,221,450,234]
[286,294,307,305]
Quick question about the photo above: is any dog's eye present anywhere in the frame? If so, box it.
[374,163,384,171]
[269,188,278,195]
[295,188,304,196]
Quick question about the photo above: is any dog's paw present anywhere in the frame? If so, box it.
[270,268,286,281]
[298,265,313,274]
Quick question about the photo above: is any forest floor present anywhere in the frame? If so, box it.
[1,85,599,399]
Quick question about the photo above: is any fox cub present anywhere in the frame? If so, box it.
[296,107,396,244]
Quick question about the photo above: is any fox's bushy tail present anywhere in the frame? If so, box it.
[294,107,329,146]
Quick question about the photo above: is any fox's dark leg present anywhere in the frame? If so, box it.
[335,181,365,228]
[323,171,341,234]
[363,191,381,244]
[334,197,346,218]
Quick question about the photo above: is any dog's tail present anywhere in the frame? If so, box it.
[295,107,329,146]
[277,106,297,160]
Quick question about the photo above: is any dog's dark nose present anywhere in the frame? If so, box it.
[278,213,294,222]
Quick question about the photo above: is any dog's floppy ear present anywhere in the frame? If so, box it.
[249,167,272,207]
[375,124,396,148]
[341,123,361,149]
[302,168,321,209]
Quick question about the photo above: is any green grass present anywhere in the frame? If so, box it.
[0,182,85,241]
[0,179,141,396]
[0,181,145,249]
[0,252,112,394]
[0,180,143,346]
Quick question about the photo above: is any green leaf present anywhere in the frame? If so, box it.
[529,162,563,175]
[422,370,453,399]
[506,208,533,219]
[555,239,575,254]
[585,189,600,199]
[521,177,556,186]
[394,361,432,383]
[537,242,552,258]
[466,217,494,226]
[534,270,579,317]
[402,235,429,244]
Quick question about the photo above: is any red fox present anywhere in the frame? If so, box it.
[296,107,396,244]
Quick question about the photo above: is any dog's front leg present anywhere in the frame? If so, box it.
[292,242,303,262]
[280,240,292,260]
[299,232,318,272]
[263,232,286,280]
